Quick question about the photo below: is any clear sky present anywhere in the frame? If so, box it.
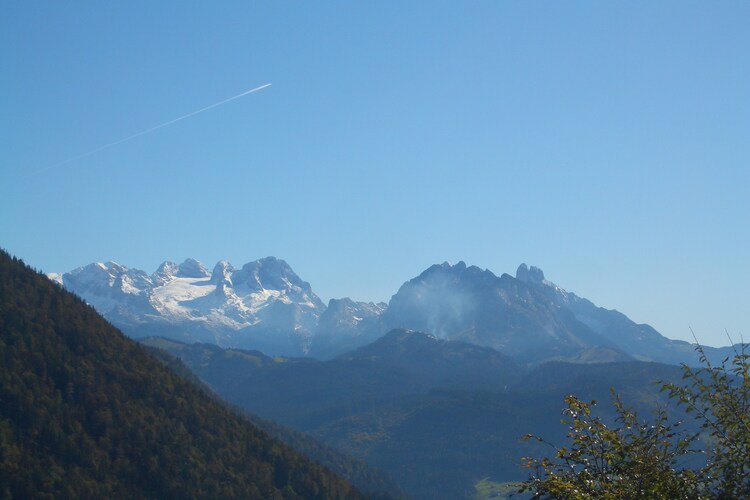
[2,2,748,347]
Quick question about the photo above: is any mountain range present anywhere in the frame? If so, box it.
[52,258,732,365]
[50,257,382,358]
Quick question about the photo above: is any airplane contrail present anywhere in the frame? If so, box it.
[33,83,272,175]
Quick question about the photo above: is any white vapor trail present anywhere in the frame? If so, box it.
[33,83,272,175]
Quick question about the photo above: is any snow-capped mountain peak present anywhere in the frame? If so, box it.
[54,257,329,355]
[210,260,234,283]
[152,261,179,286]
[176,258,210,278]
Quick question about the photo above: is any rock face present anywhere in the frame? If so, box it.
[379,261,717,365]
[515,263,546,285]
[379,261,628,363]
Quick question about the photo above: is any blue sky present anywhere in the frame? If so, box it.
[2,2,748,347]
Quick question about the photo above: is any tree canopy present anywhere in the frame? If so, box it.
[521,344,750,499]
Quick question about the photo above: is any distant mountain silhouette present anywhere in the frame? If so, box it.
[379,262,734,365]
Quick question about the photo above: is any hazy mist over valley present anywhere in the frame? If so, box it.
[2,2,748,499]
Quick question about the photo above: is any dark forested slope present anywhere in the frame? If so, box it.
[144,341,405,499]
[0,250,365,499]
[145,331,687,499]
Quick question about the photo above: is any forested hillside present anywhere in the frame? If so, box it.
[0,249,366,499]
[145,341,405,499]
[144,332,689,499]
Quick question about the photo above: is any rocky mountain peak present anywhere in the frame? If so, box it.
[176,258,210,278]
[64,261,125,291]
[516,263,545,284]
[152,261,179,285]
[210,260,235,286]
[232,257,311,294]
[155,261,179,275]
[416,261,494,284]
